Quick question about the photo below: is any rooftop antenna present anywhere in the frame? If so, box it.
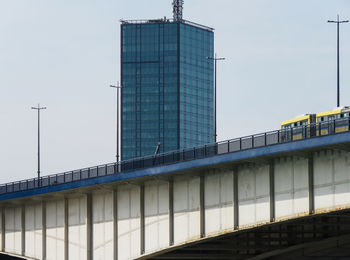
[173,0,184,21]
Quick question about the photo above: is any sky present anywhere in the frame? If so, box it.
[0,0,350,183]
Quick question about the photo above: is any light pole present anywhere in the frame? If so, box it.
[328,15,349,107]
[110,82,122,163]
[31,104,46,184]
[207,53,225,142]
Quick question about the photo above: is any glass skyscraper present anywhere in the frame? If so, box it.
[121,19,214,160]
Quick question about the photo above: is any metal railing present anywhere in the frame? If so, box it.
[1,118,349,195]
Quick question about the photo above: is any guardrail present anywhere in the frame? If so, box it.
[1,118,349,195]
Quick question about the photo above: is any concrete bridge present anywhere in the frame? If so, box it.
[1,124,350,260]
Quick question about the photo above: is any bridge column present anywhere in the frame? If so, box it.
[21,205,25,256]
[87,193,93,260]
[270,161,275,222]
[169,179,174,246]
[200,174,205,238]
[233,169,238,229]
[308,153,315,214]
[140,184,145,255]
[42,201,46,260]
[1,208,4,252]
[113,189,118,260]
[64,198,68,260]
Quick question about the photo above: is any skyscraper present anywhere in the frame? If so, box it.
[121,2,214,160]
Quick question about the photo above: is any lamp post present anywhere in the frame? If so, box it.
[110,82,122,163]
[31,104,46,185]
[328,15,349,107]
[207,53,225,142]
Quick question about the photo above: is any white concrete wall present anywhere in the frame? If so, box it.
[144,181,169,254]
[314,150,350,211]
[174,175,200,244]
[46,200,64,260]
[5,207,21,255]
[69,196,87,260]
[93,191,113,260]
[118,185,140,260]
[238,164,270,227]
[25,203,42,259]
[205,170,234,235]
[275,157,309,219]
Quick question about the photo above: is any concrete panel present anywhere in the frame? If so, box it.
[69,196,87,260]
[314,151,335,210]
[275,157,309,219]
[174,176,200,244]
[25,203,42,259]
[334,150,350,183]
[205,170,234,235]
[46,200,64,260]
[118,185,140,260]
[314,151,333,186]
[238,165,270,227]
[144,181,169,254]
[93,192,113,260]
[314,150,350,210]
[5,207,21,255]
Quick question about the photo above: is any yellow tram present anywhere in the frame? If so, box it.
[280,107,350,141]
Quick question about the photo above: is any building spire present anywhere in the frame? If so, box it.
[172,0,184,21]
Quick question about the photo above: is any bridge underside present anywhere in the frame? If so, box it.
[148,209,350,260]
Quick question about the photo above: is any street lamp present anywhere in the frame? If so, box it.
[31,104,46,185]
[110,82,122,163]
[207,53,225,142]
[328,15,349,107]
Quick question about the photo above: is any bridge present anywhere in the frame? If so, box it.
[1,120,350,260]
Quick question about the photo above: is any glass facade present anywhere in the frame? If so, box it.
[121,21,214,160]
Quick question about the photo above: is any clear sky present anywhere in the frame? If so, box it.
[1,0,349,183]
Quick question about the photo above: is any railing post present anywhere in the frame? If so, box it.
[278,130,280,143]
[239,138,242,150]
[264,133,267,146]
[252,136,254,148]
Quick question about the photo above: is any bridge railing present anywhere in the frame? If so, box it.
[1,118,349,195]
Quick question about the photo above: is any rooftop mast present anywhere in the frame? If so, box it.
[173,0,184,21]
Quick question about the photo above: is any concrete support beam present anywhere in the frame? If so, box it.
[233,169,239,229]
[140,184,145,255]
[64,198,68,260]
[169,179,174,246]
[21,205,25,256]
[200,174,205,238]
[42,201,46,260]
[113,189,118,260]
[308,153,314,214]
[1,208,4,252]
[86,193,93,260]
[269,161,275,222]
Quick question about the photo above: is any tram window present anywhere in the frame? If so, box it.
[345,113,349,117]
[340,114,344,118]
